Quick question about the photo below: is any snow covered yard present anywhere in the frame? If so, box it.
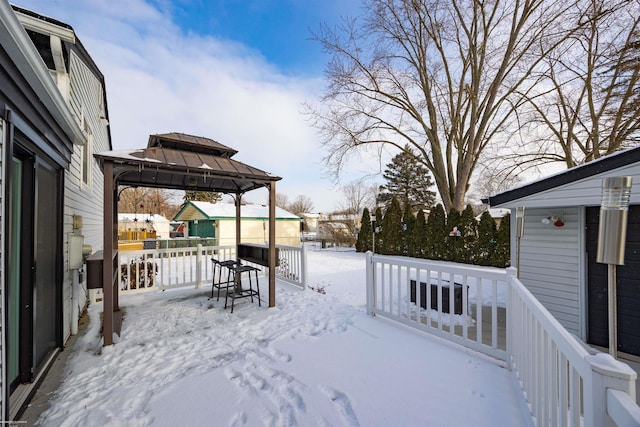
[38,248,532,426]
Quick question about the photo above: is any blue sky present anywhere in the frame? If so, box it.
[157,0,360,75]
[13,0,378,212]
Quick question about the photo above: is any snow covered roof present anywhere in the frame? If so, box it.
[299,212,320,219]
[174,201,300,221]
[475,208,510,220]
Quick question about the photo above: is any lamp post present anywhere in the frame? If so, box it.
[596,176,632,358]
[449,226,461,261]
[516,207,525,278]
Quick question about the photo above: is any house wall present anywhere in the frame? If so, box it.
[498,161,640,339]
[61,50,108,342]
[217,219,301,246]
[514,207,583,335]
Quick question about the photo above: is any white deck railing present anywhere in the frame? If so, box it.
[366,252,508,360]
[114,243,307,296]
[366,252,640,427]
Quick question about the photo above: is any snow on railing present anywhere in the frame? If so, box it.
[115,244,307,296]
[365,253,640,427]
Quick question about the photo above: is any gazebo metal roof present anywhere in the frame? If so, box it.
[95,133,281,345]
[94,132,281,193]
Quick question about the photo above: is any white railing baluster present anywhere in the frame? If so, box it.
[492,279,498,348]
[476,278,483,346]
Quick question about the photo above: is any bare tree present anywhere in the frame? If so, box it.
[469,163,524,201]
[287,195,315,216]
[307,0,576,212]
[275,193,290,210]
[508,0,640,168]
[118,187,180,219]
[337,181,375,215]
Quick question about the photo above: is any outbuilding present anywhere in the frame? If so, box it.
[487,146,640,357]
[118,213,171,239]
[173,201,301,246]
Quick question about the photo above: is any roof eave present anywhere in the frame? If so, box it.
[488,146,640,207]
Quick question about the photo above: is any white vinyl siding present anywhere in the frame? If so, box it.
[60,51,108,342]
[515,207,582,335]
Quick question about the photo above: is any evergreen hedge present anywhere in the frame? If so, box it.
[355,204,511,268]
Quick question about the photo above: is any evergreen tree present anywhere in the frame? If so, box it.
[413,209,427,258]
[355,208,373,252]
[402,203,416,257]
[491,214,511,268]
[475,211,498,266]
[457,204,478,264]
[425,204,447,260]
[184,190,222,204]
[377,145,436,211]
[379,197,403,255]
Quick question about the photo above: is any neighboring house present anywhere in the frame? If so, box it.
[487,146,640,358]
[118,213,171,239]
[174,201,302,246]
[317,222,351,240]
[475,208,510,228]
[326,212,361,230]
[0,3,111,420]
[298,212,320,233]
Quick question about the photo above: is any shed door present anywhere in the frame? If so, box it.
[586,206,640,356]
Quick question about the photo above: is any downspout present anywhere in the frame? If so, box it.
[71,270,79,335]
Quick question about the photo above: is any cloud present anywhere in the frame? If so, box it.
[14,0,372,212]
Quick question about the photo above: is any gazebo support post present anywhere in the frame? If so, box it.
[235,192,241,257]
[103,161,114,345]
[102,160,121,346]
[268,182,276,307]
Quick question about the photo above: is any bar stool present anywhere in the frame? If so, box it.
[224,264,261,313]
[210,258,237,300]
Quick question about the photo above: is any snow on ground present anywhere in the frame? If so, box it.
[38,248,532,427]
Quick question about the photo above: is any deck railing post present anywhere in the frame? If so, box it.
[586,352,637,427]
[301,244,308,289]
[196,243,203,289]
[366,251,374,315]
[506,266,517,372]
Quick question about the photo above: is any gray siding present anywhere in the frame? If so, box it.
[60,51,107,342]
[517,207,582,335]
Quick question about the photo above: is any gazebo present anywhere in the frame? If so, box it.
[94,132,282,345]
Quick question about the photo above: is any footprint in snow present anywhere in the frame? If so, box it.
[229,411,247,426]
[318,384,360,427]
